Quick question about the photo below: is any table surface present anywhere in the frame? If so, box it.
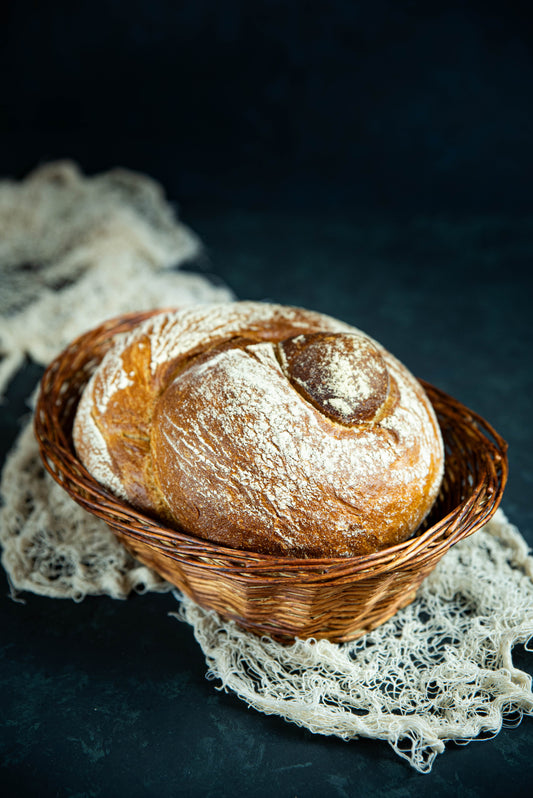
[1,207,532,797]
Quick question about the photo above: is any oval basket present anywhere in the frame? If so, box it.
[34,310,508,643]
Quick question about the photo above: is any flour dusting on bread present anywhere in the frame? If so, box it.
[73,302,444,557]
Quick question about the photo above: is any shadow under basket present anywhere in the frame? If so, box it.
[34,310,508,643]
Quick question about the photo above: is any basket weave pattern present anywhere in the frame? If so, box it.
[34,311,508,642]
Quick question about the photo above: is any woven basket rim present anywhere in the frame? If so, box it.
[34,308,509,577]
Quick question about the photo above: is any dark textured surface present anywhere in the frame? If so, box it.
[1,210,533,797]
[2,0,533,794]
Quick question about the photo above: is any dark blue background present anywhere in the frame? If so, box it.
[1,0,533,212]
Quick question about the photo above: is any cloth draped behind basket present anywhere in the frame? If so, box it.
[1,162,532,774]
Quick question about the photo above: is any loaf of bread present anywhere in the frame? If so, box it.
[73,302,444,558]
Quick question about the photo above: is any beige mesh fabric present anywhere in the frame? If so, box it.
[1,422,171,600]
[0,160,233,397]
[177,509,533,772]
[1,162,532,774]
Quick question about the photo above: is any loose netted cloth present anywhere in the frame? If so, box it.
[0,160,231,395]
[1,163,532,774]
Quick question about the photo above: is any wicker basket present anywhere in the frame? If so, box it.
[34,310,508,643]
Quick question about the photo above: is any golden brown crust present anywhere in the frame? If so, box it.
[73,302,445,558]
